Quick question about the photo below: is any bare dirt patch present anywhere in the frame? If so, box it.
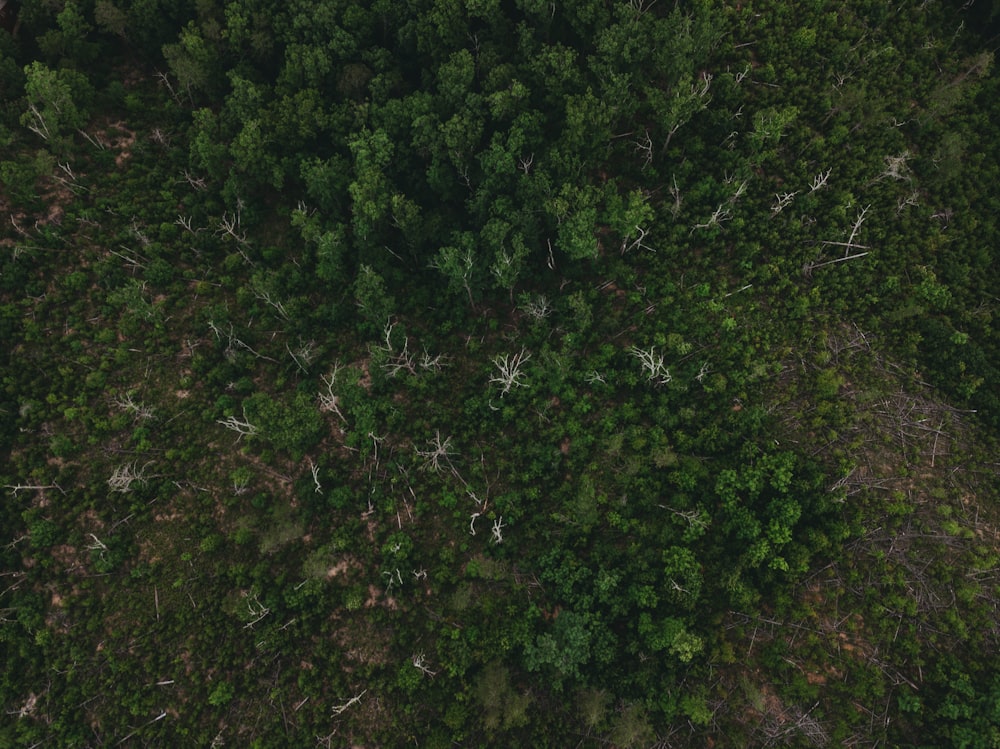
[107,121,138,167]
[327,559,353,579]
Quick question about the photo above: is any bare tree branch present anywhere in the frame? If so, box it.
[630,346,672,385]
[217,408,258,441]
[490,349,531,396]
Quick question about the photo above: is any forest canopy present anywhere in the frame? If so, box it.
[2,0,1000,746]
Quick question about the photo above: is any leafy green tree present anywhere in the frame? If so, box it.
[20,62,89,143]
[244,392,323,457]
[523,610,593,687]
[559,88,613,160]
[432,235,480,309]
[661,546,702,609]
[162,21,221,98]
[436,48,477,106]
[314,226,349,287]
[638,613,704,663]
[207,680,235,706]
[37,2,98,65]
[353,264,395,330]
[605,188,655,254]
[475,661,531,733]
[230,118,283,189]
[548,184,600,260]
[489,231,529,302]
[299,156,350,213]
[747,106,798,161]
[188,107,229,180]
[223,0,282,65]
[348,128,394,244]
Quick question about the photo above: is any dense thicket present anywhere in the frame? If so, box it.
[2,1,1000,746]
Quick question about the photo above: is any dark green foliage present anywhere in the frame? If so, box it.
[243,391,323,457]
[1,0,999,746]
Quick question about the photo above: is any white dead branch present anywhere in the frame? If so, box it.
[490,349,531,396]
[217,407,258,441]
[630,346,672,385]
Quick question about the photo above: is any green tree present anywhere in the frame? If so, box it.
[20,62,89,143]
[489,231,529,302]
[244,392,323,457]
[38,2,98,65]
[162,21,221,98]
[661,546,702,609]
[348,129,394,244]
[353,264,395,331]
[432,235,480,309]
[638,613,704,663]
[475,661,531,732]
[523,610,592,687]
[548,184,600,260]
